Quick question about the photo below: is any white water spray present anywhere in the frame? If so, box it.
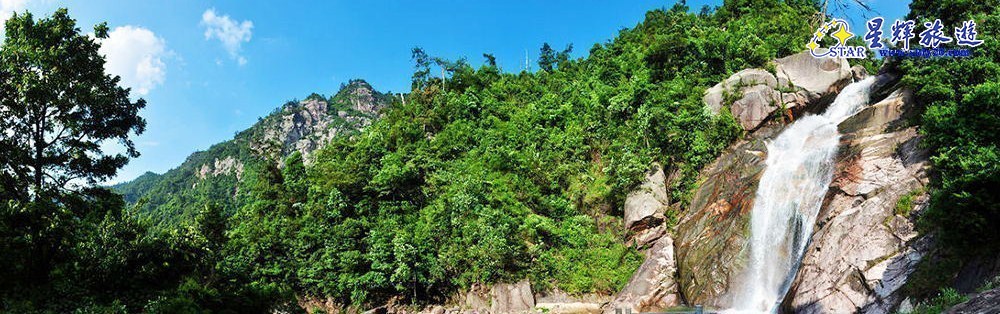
[727,77,876,313]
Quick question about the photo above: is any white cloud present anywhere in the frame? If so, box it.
[0,0,28,36]
[201,8,252,65]
[98,26,168,96]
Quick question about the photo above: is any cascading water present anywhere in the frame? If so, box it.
[726,77,876,313]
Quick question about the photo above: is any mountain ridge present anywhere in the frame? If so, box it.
[113,79,393,224]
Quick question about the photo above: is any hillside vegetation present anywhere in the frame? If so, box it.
[222,0,818,306]
[37,0,1000,312]
[113,80,392,226]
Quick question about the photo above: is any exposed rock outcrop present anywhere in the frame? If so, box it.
[672,124,781,307]
[490,280,536,313]
[196,156,244,180]
[462,280,536,313]
[947,287,1000,313]
[252,80,388,163]
[704,52,851,131]
[783,88,931,314]
[624,164,670,232]
[773,52,852,97]
[668,52,853,308]
[604,236,681,313]
[623,163,676,247]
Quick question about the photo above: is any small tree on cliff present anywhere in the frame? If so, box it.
[0,9,146,201]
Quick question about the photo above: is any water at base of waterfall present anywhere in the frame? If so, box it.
[722,77,876,314]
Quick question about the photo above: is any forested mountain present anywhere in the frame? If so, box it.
[112,79,393,226]
[3,0,1000,313]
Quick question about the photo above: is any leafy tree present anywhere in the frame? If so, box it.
[0,9,145,200]
[411,47,432,90]
[482,53,497,67]
[556,43,573,66]
[538,42,556,71]
[903,0,1000,255]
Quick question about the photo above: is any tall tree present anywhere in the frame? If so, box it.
[538,42,556,71]
[482,53,497,68]
[0,9,146,201]
[410,47,431,90]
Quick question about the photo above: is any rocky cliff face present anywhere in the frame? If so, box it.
[251,79,389,163]
[668,52,854,308]
[613,54,934,313]
[783,86,930,314]
[947,287,1000,313]
[672,124,773,307]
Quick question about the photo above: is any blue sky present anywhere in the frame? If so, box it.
[3,1,911,183]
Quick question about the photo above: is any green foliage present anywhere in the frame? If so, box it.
[977,276,1000,292]
[112,80,391,228]
[895,187,925,217]
[239,0,819,307]
[7,1,829,311]
[0,9,289,313]
[529,215,644,294]
[906,287,968,314]
[902,1,1000,255]
[896,1,1000,303]
[903,252,964,300]
[0,8,145,200]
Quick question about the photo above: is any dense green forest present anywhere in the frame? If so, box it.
[898,0,1000,303]
[2,0,999,313]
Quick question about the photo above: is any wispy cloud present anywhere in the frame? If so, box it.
[201,8,252,66]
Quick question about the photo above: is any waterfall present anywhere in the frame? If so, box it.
[726,77,876,313]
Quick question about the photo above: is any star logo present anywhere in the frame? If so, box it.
[832,24,854,44]
[807,19,867,59]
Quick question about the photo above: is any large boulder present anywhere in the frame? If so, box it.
[704,52,852,131]
[774,52,852,97]
[604,236,681,313]
[783,88,932,314]
[490,280,536,313]
[623,163,677,247]
[624,164,670,232]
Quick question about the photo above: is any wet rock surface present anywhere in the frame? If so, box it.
[673,124,782,307]
[783,88,932,314]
